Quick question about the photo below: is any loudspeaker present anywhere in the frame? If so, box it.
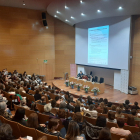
[43,20,48,26]
[42,12,46,19]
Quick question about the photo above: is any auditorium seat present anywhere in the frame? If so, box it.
[18,123,38,140]
[111,133,126,140]
[25,109,36,118]
[36,129,58,140]
[124,125,140,133]
[38,113,49,124]
[83,116,97,125]
[98,113,108,118]
[36,103,44,113]
[3,118,21,139]
[107,122,118,129]
[96,109,103,113]
[0,115,5,123]
[51,108,58,115]
[59,137,66,140]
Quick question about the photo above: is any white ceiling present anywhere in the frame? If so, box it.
[0,0,140,26]
[47,0,140,26]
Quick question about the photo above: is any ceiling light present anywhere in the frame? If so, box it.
[65,19,68,22]
[46,26,48,29]
[56,11,60,13]
[23,3,25,5]
[65,5,68,9]
[71,16,74,19]
[54,15,57,17]
[97,10,101,12]
[81,13,84,16]
[119,6,122,9]
[80,0,83,3]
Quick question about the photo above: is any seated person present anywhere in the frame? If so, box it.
[77,71,83,79]
[31,102,39,113]
[20,99,30,110]
[115,107,124,118]
[122,105,131,114]
[34,89,41,101]
[82,74,88,80]
[43,103,54,116]
[125,114,138,127]
[66,99,74,112]
[44,118,62,137]
[84,104,97,118]
[110,118,131,137]
[131,102,140,110]
[107,111,117,123]
[102,106,108,114]
[78,95,85,103]
[65,121,85,140]
[55,96,61,104]
[99,128,111,140]
[110,105,117,112]
[40,96,46,105]
[51,100,57,108]
[69,95,75,103]
[97,102,105,110]
[26,113,45,132]
[124,100,130,108]
[12,108,27,126]
[131,109,140,121]
[59,101,68,112]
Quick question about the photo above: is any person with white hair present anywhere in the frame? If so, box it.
[43,103,54,116]
[0,102,11,119]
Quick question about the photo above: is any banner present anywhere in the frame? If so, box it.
[70,64,77,77]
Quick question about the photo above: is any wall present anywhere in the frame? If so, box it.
[54,19,75,77]
[0,6,75,80]
[129,15,140,94]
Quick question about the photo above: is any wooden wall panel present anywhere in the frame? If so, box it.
[54,19,75,77]
[0,6,55,79]
[129,16,140,94]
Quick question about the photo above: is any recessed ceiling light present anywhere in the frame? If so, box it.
[65,19,68,22]
[97,10,101,12]
[54,15,57,17]
[46,26,48,29]
[56,11,60,13]
[23,3,25,5]
[81,13,84,16]
[65,5,68,9]
[80,0,83,3]
[71,16,74,19]
[119,6,122,9]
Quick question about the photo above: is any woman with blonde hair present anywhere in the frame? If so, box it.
[97,102,105,109]
[115,107,124,118]
[65,121,85,140]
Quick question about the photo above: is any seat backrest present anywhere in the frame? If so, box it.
[96,109,103,113]
[25,108,36,118]
[36,129,58,140]
[107,122,118,129]
[18,123,38,140]
[36,103,44,113]
[14,104,24,111]
[111,133,126,140]
[98,113,108,118]
[124,125,140,133]
[122,113,128,118]
[59,137,66,140]
[83,116,97,125]
[3,118,21,139]
[135,120,140,127]
[38,113,50,124]
[51,108,58,115]
[27,94,35,102]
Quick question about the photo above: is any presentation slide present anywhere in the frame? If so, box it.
[75,16,131,70]
[88,25,109,65]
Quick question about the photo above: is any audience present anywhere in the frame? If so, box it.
[125,115,138,127]
[44,118,62,137]
[12,108,27,126]
[84,104,97,118]
[99,127,111,140]
[111,105,116,112]
[43,103,54,116]
[20,99,30,110]
[65,121,85,140]
[122,105,131,114]
[96,116,107,127]
[40,96,46,105]
[131,109,140,121]
[110,118,131,137]
[0,124,14,140]
[115,107,124,118]
[26,113,45,132]
[107,102,112,107]
[119,103,124,110]
[102,106,108,114]
[131,102,140,110]
[51,99,57,108]
[34,89,41,101]
[107,111,117,123]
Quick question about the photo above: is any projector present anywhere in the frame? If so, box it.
[128,86,138,95]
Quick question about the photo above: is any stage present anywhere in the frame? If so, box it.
[52,80,140,105]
